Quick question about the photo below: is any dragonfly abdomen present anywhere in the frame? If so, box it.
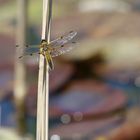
[44,51,54,70]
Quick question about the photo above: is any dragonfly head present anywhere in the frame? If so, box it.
[41,39,47,45]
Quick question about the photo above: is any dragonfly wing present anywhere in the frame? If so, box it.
[24,45,39,54]
[49,31,77,48]
[50,45,75,57]
[19,45,40,58]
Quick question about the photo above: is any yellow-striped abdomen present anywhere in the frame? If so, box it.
[44,51,54,70]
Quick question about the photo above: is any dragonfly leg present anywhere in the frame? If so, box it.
[38,51,44,55]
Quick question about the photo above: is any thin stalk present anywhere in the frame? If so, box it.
[36,0,53,140]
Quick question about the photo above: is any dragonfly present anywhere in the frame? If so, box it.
[17,31,77,70]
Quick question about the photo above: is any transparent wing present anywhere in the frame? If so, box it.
[50,45,76,57]
[24,45,39,54]
[17,31,77,58]
[48,31,77,48]
[18,45,40,58]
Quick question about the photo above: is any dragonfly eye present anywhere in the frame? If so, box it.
[41,39,47,43]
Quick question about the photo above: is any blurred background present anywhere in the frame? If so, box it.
[1,0,140,140]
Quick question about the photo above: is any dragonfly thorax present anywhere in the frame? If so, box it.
[43,47,49,51]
